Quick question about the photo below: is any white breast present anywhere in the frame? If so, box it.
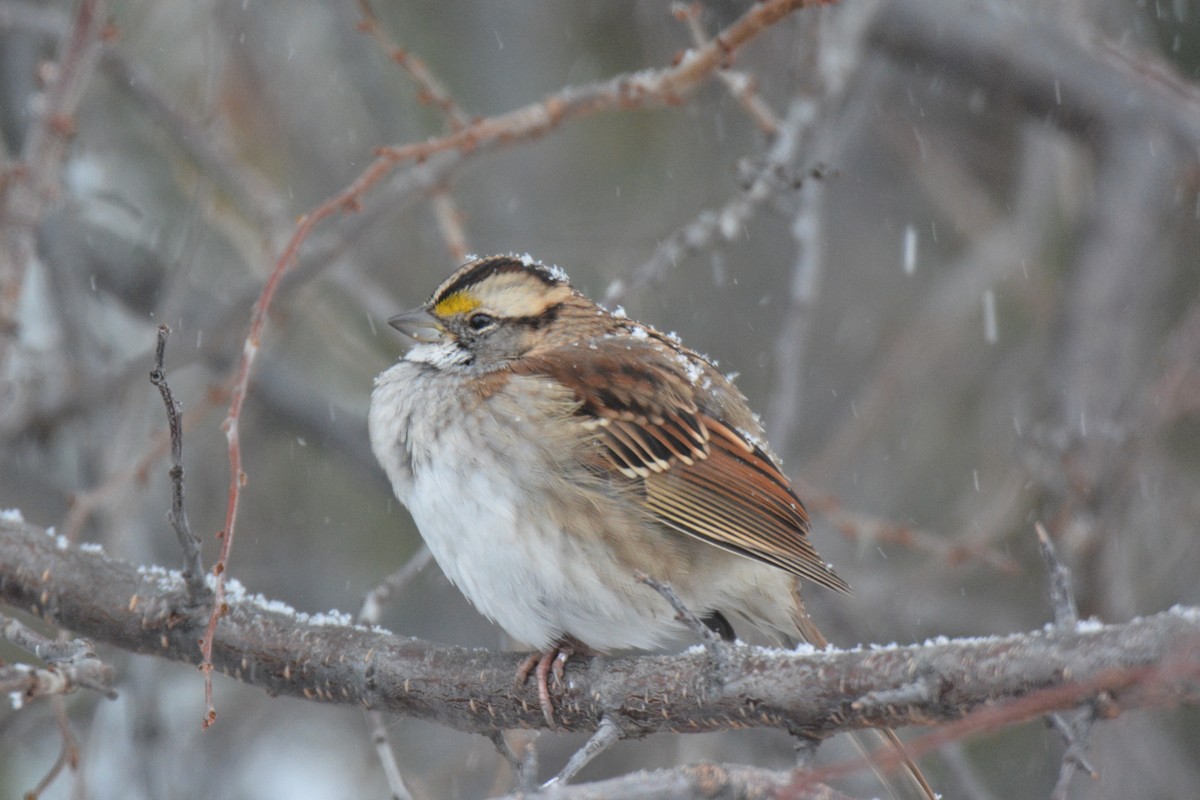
[368,357,685,651]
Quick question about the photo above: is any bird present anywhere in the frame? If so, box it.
[369,254,933,798]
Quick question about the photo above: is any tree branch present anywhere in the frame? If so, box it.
[2,517,1197,740]
[0,612,116,703]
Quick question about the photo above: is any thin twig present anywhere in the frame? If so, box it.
[605,96,814,307]
[364,708,414,800]
[431,188,471,262]
[673,2,781,137]
[545,716,622,787]
[0,613,117,701]
[358,546,433,626]
[355,0,469,131]
[356,0,473,262]
[635,572,727,678]
[488,731,539,793]
[149,324,208,603]
[24,698,81,800]
[1035,521,1095,799]
[2,613,91,663]
[1047,710,1099,800]
[1035,521,1078,629]
[355,548,431,800]
[804,486,1020,574]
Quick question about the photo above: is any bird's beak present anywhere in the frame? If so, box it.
[387,308,445,343]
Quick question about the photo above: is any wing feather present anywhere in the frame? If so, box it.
[512,337,849,594]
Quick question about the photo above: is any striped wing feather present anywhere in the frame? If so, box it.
[516,340,849,594]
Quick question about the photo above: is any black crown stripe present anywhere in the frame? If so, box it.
[432,256,562,304]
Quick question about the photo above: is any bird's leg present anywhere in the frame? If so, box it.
[515,636,589,729]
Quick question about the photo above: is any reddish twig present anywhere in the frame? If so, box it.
[356,2,473,261]
[24,698,82,800]
[673,2,781,137]
[788,655,1193,798]
[355,0,469,131]
[431,188,471,262]
[799,481,1021,574]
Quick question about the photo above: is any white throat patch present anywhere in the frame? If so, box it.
[404,341,472,368]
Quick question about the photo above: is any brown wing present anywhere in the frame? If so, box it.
[513,338,850,594]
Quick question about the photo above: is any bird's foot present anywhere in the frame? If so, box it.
[515,637,588,729]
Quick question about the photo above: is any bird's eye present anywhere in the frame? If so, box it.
[467,312,495,331]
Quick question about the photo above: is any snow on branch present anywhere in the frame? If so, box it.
[2,516,1197,739]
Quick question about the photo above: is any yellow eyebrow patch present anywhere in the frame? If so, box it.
[433,291,481,317]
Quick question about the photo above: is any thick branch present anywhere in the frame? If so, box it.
[1,517,1197,738]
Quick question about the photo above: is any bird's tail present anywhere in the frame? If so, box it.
[844,727,937,800]
[792,599,937,800]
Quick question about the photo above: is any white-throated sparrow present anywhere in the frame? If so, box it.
[369,254,932,797]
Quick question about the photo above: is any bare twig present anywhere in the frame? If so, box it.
[355,547,432,800]
[25,698,81,800]
[355,0,473,262]
[636,571,725,663]
[355,0,469,131]
[148,324,208,603]
[1033,522,1096,799]
[357,546,434,627]
[605,95,815,307]
[545,716,622,787]
[364,708,413,800]
[431,188,471,262]
[488,730,539,793]
[0,613,117,701]
[1047,710,1099,800]
[0,659,116,704]
[59,383,224,542]
[1035,522,1078,629]
[673,2,781,137]
[803,486,1020,574]
[2,613,88,663]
